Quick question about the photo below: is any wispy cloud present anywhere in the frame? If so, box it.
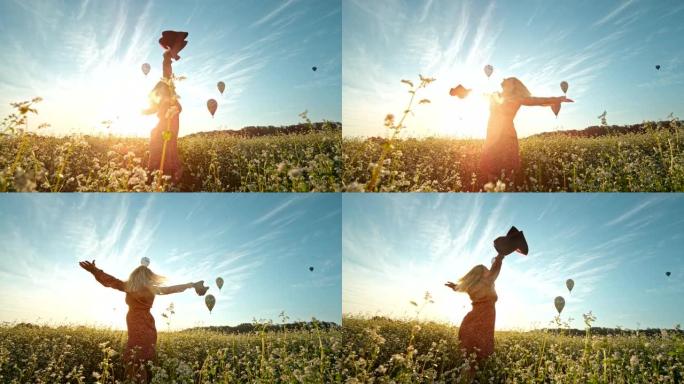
[343,195,683,329]
[0,0,340,135]
[251,0,298,28]
[593,0,636,27]
[252,196,301,226]
[1,194,341,327]
[605,197,659,226]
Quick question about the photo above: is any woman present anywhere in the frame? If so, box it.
[445,227,528,363]
[445,255,505,362]
[79,259,206,383]
[479,77,573,185]
[143,31,188,182]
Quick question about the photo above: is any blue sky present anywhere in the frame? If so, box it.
[343,0,684,138]
[0,194,341,330]
[0,0,340,137]
[343,194,684,330]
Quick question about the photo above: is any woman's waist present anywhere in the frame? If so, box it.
[126,306,153,313]
[470,297,497,306]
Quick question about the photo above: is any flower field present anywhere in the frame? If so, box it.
[0,128,341,192]
[343,122,684,192]
[341,317,684,383]
[0,323,342,383]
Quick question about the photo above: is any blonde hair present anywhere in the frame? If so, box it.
[502,77,531,99]
[455,264,487,293]
[125,265,166,292]
[148,81,169,105]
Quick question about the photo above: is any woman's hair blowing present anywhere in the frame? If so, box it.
[125,265,166,292]
[455,264,487,293]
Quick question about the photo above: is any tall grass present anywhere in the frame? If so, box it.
[342,316,684,383]
[0,322,342,383]
[343,124,684,192]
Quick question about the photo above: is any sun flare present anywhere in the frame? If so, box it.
[436,90,491,138]
[52,62,165,137]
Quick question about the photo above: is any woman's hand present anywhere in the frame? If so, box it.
[444,281,459,291]
[163,48,173,60]
[559,96,574,103]
[79,260,97,273]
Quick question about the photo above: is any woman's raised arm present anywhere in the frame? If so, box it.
[520,96,573,106]
[156,283,193,295]
[489,254,505,281]
[79,260,125,292]
[162,49,173,80]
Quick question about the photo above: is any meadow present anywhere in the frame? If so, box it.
[0,322,342,383]
[0,130,341,193]
[0,100,341,192]
[342,75,683,192]
[342,316,684,383]
[343,120,684,192]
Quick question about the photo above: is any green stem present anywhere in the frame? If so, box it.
[366,88,418,191]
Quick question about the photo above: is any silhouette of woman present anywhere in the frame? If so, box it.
[445,227,528,366]
[445,255,505,363]
[479,77,573,185]
[143,31,188,183]
[79,259,206,383]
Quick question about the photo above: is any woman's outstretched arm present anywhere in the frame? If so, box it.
[79,260,125,292]
[162,49,173,80]
[156,283,193,295]
[489,254,506,281]
[520,96,573,106]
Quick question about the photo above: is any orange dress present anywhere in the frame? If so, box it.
[147,52,182,181]
[480,95,562,183]
[91,269,186,376]
[458,255,504,360]
[479,95,522,181]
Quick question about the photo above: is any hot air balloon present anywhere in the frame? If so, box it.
[140,257,150,267]
[312,66,317,72]
[655,65,661,70]
[566,279,574,293]
[309,266,314,272]
[666,271,671,277]
[551,103,561,117]
[205,295,216,313]
[554,296,565,314]
[484,64,493,78]
[207,99,217,118]
[141,63,151,76]
[217,81,225,95]
[449,84,471,99]
[560,81,568,95]
[216,277,224,290]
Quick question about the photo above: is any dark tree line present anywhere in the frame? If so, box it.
[183,121,341,139]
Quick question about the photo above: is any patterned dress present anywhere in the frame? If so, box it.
[458,255,504,360]
[90,269,186,382]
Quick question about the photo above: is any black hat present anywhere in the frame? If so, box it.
[159,31,188,59]
[493,226,528,256]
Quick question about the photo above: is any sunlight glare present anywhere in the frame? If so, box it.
[73,63,159,137]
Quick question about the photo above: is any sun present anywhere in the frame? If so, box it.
[415,76,497,139]
[437,91,491,138]
[96,67,160,138]
[64,63,161,137]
